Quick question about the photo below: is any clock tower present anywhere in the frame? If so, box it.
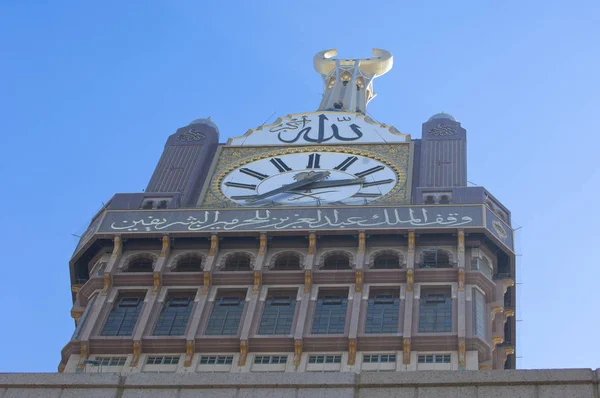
[62,49,516,374]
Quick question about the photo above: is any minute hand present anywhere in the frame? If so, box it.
[289,178,364,190]
[245,171,329,203]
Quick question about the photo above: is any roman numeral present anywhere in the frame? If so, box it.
[362,178,394,187]
[353,193,382,198]
[239,168,268,180]
[334,156,358,171]
[307,153,321,169]
[270,158,292,173]
[355,166,385,178]
[224,182,257,190]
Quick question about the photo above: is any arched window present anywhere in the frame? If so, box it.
[272,253,301,271]
[175,254,203,272]
[223,253,252,271]
[439,195,450,204]
[373,253,401,269]
[322,253,351,270]
[419,249,452,268]
[126,255,154,272]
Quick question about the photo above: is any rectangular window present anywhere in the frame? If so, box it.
[472,258,493,279]
[419,289,452,333]
[101,296,144,336]
[257,293,296,335]
[146,356,180,365]
[199,355,234,365]
[308,355,342,364]
[311,291,348,335]
[95,356,126,366]
[473,288,486,338]
[205,294,245,336]
[363,354,397,363]
[153,295,194,336]
[417,354,451,364]
[365,291,400,334]
[253,355,287,365]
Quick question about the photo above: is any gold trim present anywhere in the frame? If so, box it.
[152,272,161,295]
[238,340,248,366]
[406,269,414,292]
[357,231,366,255]
[458,268,465,291]
[208,234,218,256]
[252,271,261,294]
[458,230,465,252]
[293,339,302,367]
[258,233,267,256]
[492,336,504,349]
[304,270,312,293]
[458,338,466,367]
[201,272,211,295]
[131,341,141,367]
[308,232,316,255]
[348,338,357,366]
[408,231,415,253]
[184,341,195,367]
[101,272,111,296]
[160,235,170,257]
[403,338,411,364]
[355,269,363,293]
[479,364,493,370]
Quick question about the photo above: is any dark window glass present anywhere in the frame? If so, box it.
[153,296,193,336]
[308,355,342,364]
[176,255,203,272]
[417,354,450,364]
[146,356,179,365]
[419,291,452,333]
[223,254,252,271]
[101,296,143,336]
[322,254,351,270]
[95,357,127,366]
[199,356,234,365]
[373,254,401,269]
[273,254,301,270]
[419,249,452,268]
[363,354,396,363]
[365,293,400,334]
[127,257,153,272]
[205,295,245,335]
[257,294,296,335]
[253,355,287,364]
[311,292,348,334]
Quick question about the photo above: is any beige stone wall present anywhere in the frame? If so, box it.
[1,369,598,397]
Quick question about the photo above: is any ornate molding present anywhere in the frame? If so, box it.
[238,340,248,366]
[457,230,465,252]
[208,234,219,257]
[355,269,363,293]
[159,235,170,257]
[258,233,267,256]
[479,363,493,370]
[111,236,122,259]
[492,336,504,349]
[403,338,411,364]
[130,341,142,367]
[308,232,316,255]
[304,270,312,293]
[504,308,515,318]
[458,338,466,368]
[184,340,195,367]
[491,306,504,321]
[408,231,415,253]
[458,268,465,291]
[252,271,261,294]
[503,278,515,293]
[406,269,414,292]
[348,338,357,366]
[101,272,111,296]
[201,272,211,295]
[152,272,161,295]
[76,342,89,371]
[293,339,302,367]
[71,309,83,325]
[357,231,366,255]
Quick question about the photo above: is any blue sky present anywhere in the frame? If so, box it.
[1,1,599,372]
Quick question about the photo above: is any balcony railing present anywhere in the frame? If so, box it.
[417,262,456,269]
[493,272,512,280]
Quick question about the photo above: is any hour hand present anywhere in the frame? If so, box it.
[244,171,329,203]
[289,177,364,190]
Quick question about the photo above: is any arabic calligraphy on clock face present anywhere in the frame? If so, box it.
[218,151,401,206]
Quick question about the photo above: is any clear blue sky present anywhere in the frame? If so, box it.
[1,1,599,372]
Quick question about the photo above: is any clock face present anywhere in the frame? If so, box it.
[216,150,404,206]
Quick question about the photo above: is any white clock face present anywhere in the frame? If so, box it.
[217,151,402,206]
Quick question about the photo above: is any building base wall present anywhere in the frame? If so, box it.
[1,369,599,398]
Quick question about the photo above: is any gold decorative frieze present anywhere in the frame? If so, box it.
[111,236,122,259]
[308,232,316,255]
[348,338,357,366]
[252,271,261,294]
[458,338,466,367]
[355,269,363,293]
[491,306,504,321]
[131,341,141,367]
[503,278,515,294]
[293,339,302,367]
[209,234,218,256]
[492,336,504,349]
[184,340,195,367]
[201,272,211,295]
[357,231,366,254]
[304,270,312,293]
[408,231,415,253]
[403,338,411,364]
[151,272,161,295]
[458,230,465,252]
[160,235,170,257]
[458,268,465,291]
[406,269,414,292]
[101,272,111,296]
[238,340,248,366]
[504,308,515,318]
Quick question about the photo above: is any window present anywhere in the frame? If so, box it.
[439,195,451,204]
[419,249,452,268]
[153,295,193,336]
[95,357,126,366]
[373,253,401,269]
[424,195,435,204]
[223,254,252,271]
[253,355,287,364]
[257,294,296,335]
[419,290,452,333]
[473,289,486,338]
[363,354,396,363]
[199,356,234,365]
[311,292,348,334]
[471,257,493,279]
[365,292,400,334]
[146,356,179,365]
[273,253,301,270]
[101,296,144,336]
[175,254,202,272]
[322,253,351,270]
[308,355,342,364]
[417,354,451,364]
[127,256,154,272]
[141,200,154,209]
[205,294,245,335]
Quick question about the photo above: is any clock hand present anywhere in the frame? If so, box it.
[245,171,330,203]
[289,177,364,190]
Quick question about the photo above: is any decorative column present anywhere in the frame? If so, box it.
[347,284,359,366]
[293,287,306,366]
[101,236,122,295]
[253,233,267,294]
[457,230,467,369]
[239,286,258,365]
[152,236,170,295]
[402,231,415,364]
[355,231,366,292]
[202,234,219,294]
[131,289,158,368]
[184,288,208,367]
